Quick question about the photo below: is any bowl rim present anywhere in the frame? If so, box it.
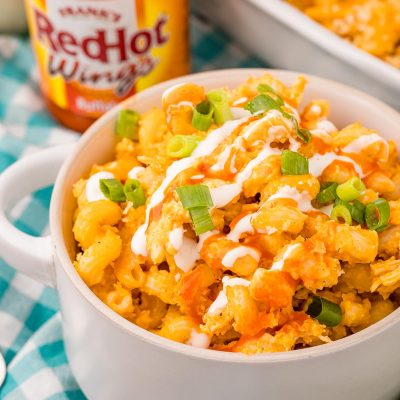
[51,68,400,363]
[247,0,400,89]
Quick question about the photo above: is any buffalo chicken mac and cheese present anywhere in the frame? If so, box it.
[72,74,400,354]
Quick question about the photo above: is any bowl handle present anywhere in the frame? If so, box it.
[0,144,76,287]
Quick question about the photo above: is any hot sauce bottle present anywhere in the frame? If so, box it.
[25,0,190,132]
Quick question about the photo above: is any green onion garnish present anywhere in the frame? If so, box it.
[286,113,312,144]
[307,296,342,327]
[336,177,366,202]
[189,206,215,235]
[351,200,366,225]
[176,185,214,235]
[206,89,233,125]
[116,109,140,140]
[331,204,352,225]
[100,179,126,202]
[365,198,390,232]
[244,94,282,114]
[281,150,309,175]
[192,101,214,131]
[124,179,146,207]
[176,184,213,209]
[257,83,278,96]
[167,135,202,158]
[245,91,311,144]
[334,198,352,211]
[316,182,338,204]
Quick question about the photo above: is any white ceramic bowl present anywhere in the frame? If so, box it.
[1,69,400,400]
[192,0,400,109]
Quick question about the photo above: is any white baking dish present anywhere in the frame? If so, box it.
[192,0,400,109]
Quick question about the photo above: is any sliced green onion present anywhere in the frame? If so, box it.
[176,184,213,209]
[189,206,215,235]
[206,90,233,125]
[100,179,126,202]
[167,135,202,158]
[257,83,277,95]
[281,150,309,175]
[331,204,352,225]
[286,113,312,144]
[365,198,390,231]
[116,109,140,140]
[335,198,352,210]
[192,101,214,131]
[244,94,281,114]
[316,182,338,204]
[307,296,342,327]
[351,200,366,225]
[336,177,366,202]
[124,179,146,207]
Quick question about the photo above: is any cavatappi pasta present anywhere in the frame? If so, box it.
[288,0,400,69]
[72,74,400,354]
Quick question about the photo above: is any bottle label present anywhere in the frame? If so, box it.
[25,0,189,117]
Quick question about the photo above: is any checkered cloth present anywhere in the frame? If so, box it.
[0,15,264,399]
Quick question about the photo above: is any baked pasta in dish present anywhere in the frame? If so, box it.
[288,0,400,68]
[72,74,400,354]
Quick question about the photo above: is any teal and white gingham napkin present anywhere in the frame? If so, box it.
[0,15,264,399]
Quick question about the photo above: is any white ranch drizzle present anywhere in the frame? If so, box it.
[227,213,255,242]
[210,136,244,173]
[161,82,188,102]
[168,227,184,251]
[232,97,248,106]
[210,145,280,208]
[316,119,337,133]
[187,329,211,349]
[128,166,145,180]
[308,152,365,178]
[173,236,199,273]
[85,171,115,202]
[318,204,334,217]
[270,243,301,271]
[221,246,260,269]
[173,230,217,273]
[242,110,287,140]
[310,104,322,114]
[131,116,249,256]
[264,226,278,234]
[191,174,205,180]
[207,276,251,315]
[342,134,389,160]
[230,107,252,119]
[268,185,314,212]
[176,100,194,108]
[209,109,303,208]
